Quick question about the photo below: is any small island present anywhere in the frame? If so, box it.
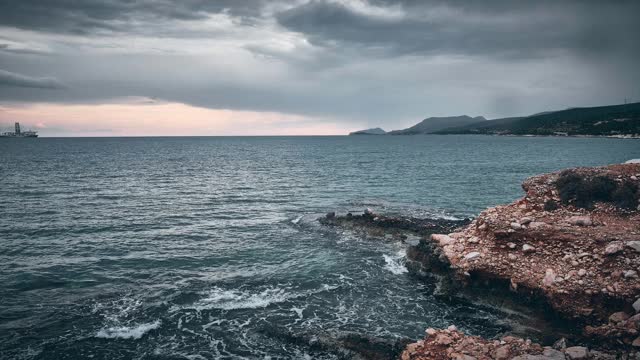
[349,127,387,135]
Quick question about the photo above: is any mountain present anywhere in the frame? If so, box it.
[435,102,640,136]
[388,115,486,135]
[349,127,387,135]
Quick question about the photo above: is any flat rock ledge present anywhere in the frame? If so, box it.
[404,164,640,357]
[318,209,470,240]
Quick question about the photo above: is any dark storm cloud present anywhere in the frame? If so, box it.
[0,69,64,89]
[0,0,266,34]
[0,0,639,126]
[277,0,640,59]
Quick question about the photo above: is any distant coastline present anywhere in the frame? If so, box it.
[350,101,640,138]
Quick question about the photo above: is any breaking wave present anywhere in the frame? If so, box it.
[187,285,338,311]
[96,320,161,340]
[383,250,408,275]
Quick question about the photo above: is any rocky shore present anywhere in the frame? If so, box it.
[320,163,640,359]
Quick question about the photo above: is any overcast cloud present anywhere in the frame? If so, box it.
[0,0,639,134]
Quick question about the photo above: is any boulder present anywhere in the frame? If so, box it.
[434,333,453,345]
[633,298,640,313]
[564,346,588,359]
[528,221,547,229]
[464,252,481,260]
[604,242,624,255]
[542,348,566,360]
[431,234,454,246]
[567,216,592,226]
[519,217,534,225]
[494,345,510,359]
[608,312,630,324]
[626,241,640,253]
[543,269,557,287]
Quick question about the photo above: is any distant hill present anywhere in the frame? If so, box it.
[388,115,486,135]
[435,102,640,136]
[349,127,387,135]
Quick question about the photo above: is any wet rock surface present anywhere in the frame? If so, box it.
[318,209,470,240]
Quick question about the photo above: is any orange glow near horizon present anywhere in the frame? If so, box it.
[0,101,352,136]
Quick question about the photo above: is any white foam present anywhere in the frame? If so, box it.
[187,285,339,311]
[193,287,295,311]
[625,159,640,164]
[96,320,161,340]
[291,215,303,224]
[383,250,408,275]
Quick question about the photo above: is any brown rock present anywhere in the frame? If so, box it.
[495,345,510,359]
[564,346,588,359]
[568,216,592,226]
[609,311,630,324]
[435,333,453,345]
[604,241,624,255]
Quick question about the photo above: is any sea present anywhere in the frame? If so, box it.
[1,135,638,359]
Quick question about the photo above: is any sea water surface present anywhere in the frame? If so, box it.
[1,135,638,359]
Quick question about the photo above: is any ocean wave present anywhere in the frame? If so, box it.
[185,284,339,311]
[197,287,292,310]
[95,320,161,340]
[383,250,408,275]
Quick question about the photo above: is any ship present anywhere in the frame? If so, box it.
[0,122,38,138]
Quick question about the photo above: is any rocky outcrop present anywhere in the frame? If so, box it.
[319,208,470,240]
[401,326,640,359]
[404,164,640,357]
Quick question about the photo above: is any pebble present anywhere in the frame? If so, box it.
[633,298,640,313]
[510,222,522,230]
[522,244,536,253]
[507,242,516,249]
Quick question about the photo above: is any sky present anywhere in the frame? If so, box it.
[1,0,639,136]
